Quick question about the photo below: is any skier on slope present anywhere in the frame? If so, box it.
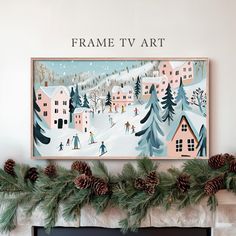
[66,138,70,146]
[131,125,135,133]
[89,131,95,144]
[108,115,113,127]
[134,107,139,116]
[125,121,131,133]
[72,134,80,149]
[121,105,125,113]
[99,141,107,156]
[58,142,63,151]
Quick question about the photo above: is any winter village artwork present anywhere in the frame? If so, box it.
[31,58,209,159]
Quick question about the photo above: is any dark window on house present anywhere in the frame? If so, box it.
[43,103,47,106]
[55,101,59,105]
[60,90,63,94]
[54,120,57,124]
[123,96,126,99]
[145,86,148,89]
[162,70,165,74]
[43,111,47,116]
[117,97,120,99]
[170,71,172,75]
[188,139,195,151]
[55,109,58,113]
[182,124,187,132]
[188,67,192,72]
[113,96,115,100]
[176,139,183,152]
[161,89,164,92]
[162,81,165,84]
[170,80,173,83]
[63,101,67,105]
[163,64,166,67]
[63,109,66,114]
[189,75,192,78]
[188,61,191,65]
[183,68,186,72]
[38,94,42,100]
[175,70,179,75]
[64,120,68,124]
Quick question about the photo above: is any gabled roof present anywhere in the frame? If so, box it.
[112,85,133,94]
[74,107,91,113]
[39,86,69,98]
[167,111,205,141]
[142,75,167,84]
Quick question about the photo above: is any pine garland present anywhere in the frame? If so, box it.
[0,155,235,233]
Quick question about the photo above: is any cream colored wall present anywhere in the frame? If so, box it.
[0,0,235,171]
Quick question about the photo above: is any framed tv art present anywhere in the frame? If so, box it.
[31,58,209,159]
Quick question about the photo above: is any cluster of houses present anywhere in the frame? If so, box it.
[35,60,204,157]
[36,86,91,133]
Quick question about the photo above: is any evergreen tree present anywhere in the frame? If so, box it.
[83,94,90,108]
[196,124,207,156]
[33,88,50,148]
[134,76,141,100]
[69,87,75,123]
[161,83,176,125]
[175,78,190,111]
[105,91,112,106]
[73,84,82,107]
[135,84,164,156]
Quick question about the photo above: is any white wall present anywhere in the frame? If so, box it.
[0,0,235,170]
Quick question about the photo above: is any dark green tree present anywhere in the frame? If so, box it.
[161,83,176,125]
[134,76,141,100]
[83,94,90,108]
[105,91,112,106]
[73,84,82,107]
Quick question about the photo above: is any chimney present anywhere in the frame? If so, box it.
[121,83,124,88]
[44,81,48,87]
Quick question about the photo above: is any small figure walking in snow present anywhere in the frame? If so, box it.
[134,107,139,116]
[108,115,113,126]
[131,125,135,133]
[121,105,125,113]
[114,105,118,113]
[72,134,80,149]
[59,142,63,151]
[125,121,131,133]
[99,141,107,156]
[66,138,70,146]
[89,131,95,144]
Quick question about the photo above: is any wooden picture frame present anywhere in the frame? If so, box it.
[31,58,209,160]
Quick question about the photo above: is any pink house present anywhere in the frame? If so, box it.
[73,108,91,133]
[167,111,204,158]
[111,85,134,108]
[141,75,168,99]
[36,86,70,129]
[158,61,194,88]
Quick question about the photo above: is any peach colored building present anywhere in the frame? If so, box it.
[73,108,91,133]
[36,86,70,129]
[141,75,168,99]
[167,111,204,158]
[111,85,134,108]
[158,61,194,88]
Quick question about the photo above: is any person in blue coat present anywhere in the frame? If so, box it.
[72,134,80,149]
[99,141,107,156]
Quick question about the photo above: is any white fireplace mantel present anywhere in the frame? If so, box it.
[3,190,236,236]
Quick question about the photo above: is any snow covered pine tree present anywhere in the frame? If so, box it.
[33,88,50,155]
[134,76,141,100]
[73,84,82,107]
[105,91,112,106]
[83,94,90,108]
[196,124,207,156]
[135,84,164,156]
[161,83,176,125]
[175,78,190,111]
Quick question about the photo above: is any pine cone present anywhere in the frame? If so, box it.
[134,178,146,190]
[176,174,190,193]
[74,174,92,189]
[91,177,109,196]
[4,159,16,176]
[223,153,235,163]
[44,164,57,178]
[71,161,92,176]
[25,167,39,182]
[229,159,236,173]
[144,184,155,196]
[208,154,226,169]
[146,171,160,186]
[204,175,224,196]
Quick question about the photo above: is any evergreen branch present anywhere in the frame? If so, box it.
[137,157,157,176]
[92,161,110,180]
